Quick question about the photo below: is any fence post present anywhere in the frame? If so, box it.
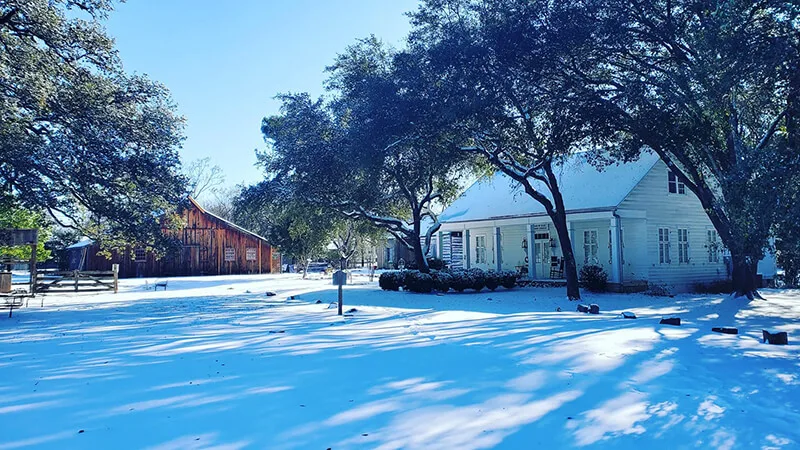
[112,264,119,293]
[74,270,79,292]
[29,242,37,295]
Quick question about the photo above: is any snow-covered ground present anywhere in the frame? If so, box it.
[1,274,798,450]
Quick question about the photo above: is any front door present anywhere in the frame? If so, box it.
[534,235,550,278]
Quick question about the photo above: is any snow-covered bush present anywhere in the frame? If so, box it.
[431,270,452,292]
[448,270,470,292]
[645,283,672,297]
[467,268,486,291]
[379,271,403,291]
[579,265,608,292]
[485,271,500,291]
[404,271,434,293]
[500,271,518,289]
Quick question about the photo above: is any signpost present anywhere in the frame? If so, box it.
[332,270,347,315]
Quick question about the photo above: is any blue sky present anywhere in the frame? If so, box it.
[106,0,418,192]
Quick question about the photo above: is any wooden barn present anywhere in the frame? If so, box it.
[67,198,280,278]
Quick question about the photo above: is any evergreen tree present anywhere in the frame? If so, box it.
[0,1,187,250]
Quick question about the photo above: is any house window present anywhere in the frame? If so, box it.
[475,235,487,264]
[677,228,690,263]
[658,227,671,264]
[668,171,686,194]
[707,229,720,263]
[583,230,598,264]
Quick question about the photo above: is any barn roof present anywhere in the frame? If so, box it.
[187,197,270,242]
[439,152,660,223]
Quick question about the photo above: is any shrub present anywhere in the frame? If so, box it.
[500,271,518,289]
[449,270,470,292]
[431,270,452,292]
[645,283,672,297]
[485,271,500,291]
[404,271,434,293]
[579,264,608,292]
[427,257,447,271]
[379,271,403,291]
[467,268,486,291]
[693,279,733,294]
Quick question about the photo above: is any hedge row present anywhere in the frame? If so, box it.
[379,268,519,293]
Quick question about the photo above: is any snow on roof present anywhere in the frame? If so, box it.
[66,237,94,249]
[440,152,660,223]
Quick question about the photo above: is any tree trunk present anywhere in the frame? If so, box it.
[545,162,581,300]
[730,250,761,299]
[410,211,430,273]
[411,236,430,273]
[549,212,581,300]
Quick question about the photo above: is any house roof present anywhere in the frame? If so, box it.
[187,197,270,243]
[66,237,94,249]
[439,152,660,223]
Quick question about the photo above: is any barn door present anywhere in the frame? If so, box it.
[183,246,200,276]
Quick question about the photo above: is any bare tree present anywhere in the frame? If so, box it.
[185,157,225,200]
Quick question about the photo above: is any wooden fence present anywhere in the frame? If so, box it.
[36,269,119,293]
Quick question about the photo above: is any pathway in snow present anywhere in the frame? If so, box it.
[0,274,798,449]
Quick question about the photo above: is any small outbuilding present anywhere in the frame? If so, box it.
[67,198,280,278]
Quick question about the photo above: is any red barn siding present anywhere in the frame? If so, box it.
[72,198,279,278]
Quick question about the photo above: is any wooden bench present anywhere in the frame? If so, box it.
[154,280,168,291]
[1,291,26,318]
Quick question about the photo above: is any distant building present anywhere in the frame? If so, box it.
[433,152,776,292]
[66,198,280,278]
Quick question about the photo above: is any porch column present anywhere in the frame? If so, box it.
[464,229,471,269]
[526,224,536,279]
[610,216,622,284]
[494,226,503,271]
[438,231,443,261]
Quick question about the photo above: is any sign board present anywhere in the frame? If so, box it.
[224,247,235,262]
[245,247,257,261]
[0,229,38,246]
[332,270,348,286]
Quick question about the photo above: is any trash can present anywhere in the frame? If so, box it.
[0,272,11,293]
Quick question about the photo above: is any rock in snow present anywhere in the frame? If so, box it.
[711,327,738,335]
[589,304,600,314]
[660,317,681,326]
[622,311,637,319]
[763,330,788,345]
[576,304,590,313]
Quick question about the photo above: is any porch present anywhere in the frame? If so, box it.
[436,209,644,289]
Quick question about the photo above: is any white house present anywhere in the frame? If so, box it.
[433,152,776,292]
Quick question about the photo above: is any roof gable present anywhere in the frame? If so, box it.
[187,197,270,242]
[440,152,660,223]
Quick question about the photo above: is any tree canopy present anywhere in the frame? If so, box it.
[562,0,799,296]
[258,38,476,272]
[0,0,187,250]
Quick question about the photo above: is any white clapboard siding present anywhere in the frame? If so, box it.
[619,160,728,291]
